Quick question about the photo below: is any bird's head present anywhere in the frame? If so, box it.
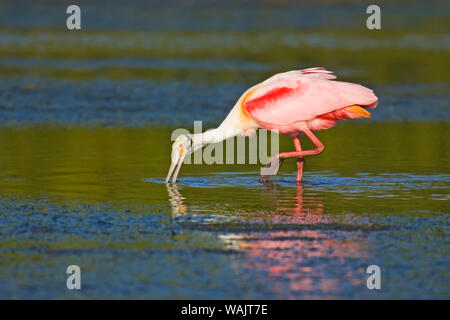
[166,134,192,183]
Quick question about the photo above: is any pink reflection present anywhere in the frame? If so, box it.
[167,183,369,298]
[248,184,329,225]
[223,184,369,298]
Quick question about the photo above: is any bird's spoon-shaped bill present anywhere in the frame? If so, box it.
[165,149,186,183]
[165,161,177,183]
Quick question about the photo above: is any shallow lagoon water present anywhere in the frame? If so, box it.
[0,123,448,299]
[0,0,449,299]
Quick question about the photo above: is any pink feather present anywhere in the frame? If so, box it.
[243,68,378,132]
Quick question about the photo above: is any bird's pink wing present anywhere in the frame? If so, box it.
[243,68,377,126]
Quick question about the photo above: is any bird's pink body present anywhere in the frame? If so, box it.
[240,67,377,135]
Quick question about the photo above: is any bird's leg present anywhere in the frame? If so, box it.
[278,128,325,159]
[293,135,304,183]
[260,128,324,183]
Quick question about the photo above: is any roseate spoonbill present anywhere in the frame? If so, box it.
[166,67,378,183]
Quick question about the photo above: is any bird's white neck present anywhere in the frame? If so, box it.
[190,100,258,150]
[191,125,242,150]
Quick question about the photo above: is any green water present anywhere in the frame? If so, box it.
[0,0,449,299]
[0,123,448,201]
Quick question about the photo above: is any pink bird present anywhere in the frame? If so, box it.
[166,67,378,183]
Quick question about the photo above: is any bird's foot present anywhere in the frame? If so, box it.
[260,156,283,183]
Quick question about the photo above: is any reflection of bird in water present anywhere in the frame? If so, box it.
[224,184,368,297]
[166,67,377,183]
[166,183,187,216]
[166,182,368,297]
[257,182,325,224]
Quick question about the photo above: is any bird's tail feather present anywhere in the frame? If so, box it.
[317,105,372,120]
[344,105,372,119]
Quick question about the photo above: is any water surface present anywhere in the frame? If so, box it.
[0,123,448,299]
